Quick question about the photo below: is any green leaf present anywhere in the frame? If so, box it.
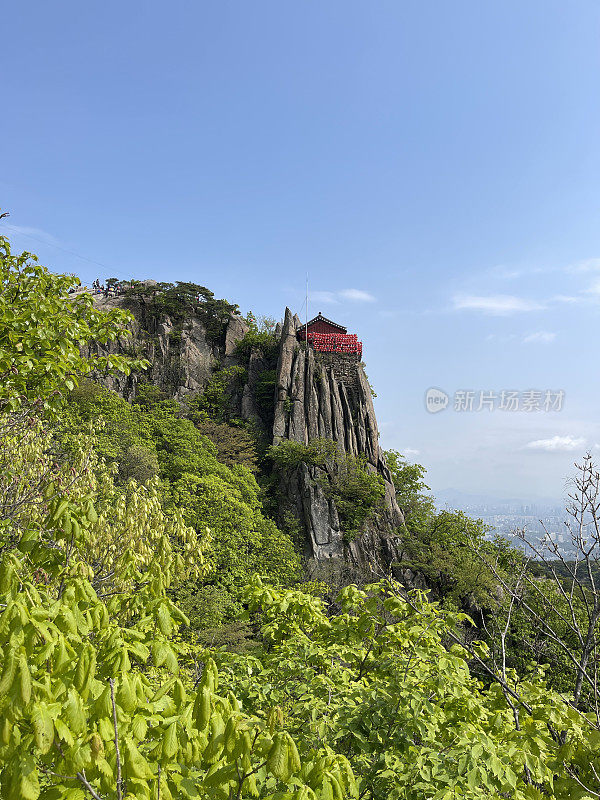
[31,703,54,754]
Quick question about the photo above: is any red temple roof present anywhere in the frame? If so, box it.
[297,312,348,336]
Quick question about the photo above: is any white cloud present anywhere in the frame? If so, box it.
[525,435,585,452]
[586,278,600,297]
[310,288,376,305]
[404,447,420,456]
[523,331,556,344]
[568,258,600,273]
[485,333,517,343]
[309,291,339,305]
[3,223,61,245]
[453,294,545,315]
[339,288,376,303]
[552,294,580,304]
[491,267,524,280]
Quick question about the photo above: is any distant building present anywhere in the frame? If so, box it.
[297,312,363,358]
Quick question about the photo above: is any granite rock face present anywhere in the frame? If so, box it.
[272,308,404,571]
[225,315,250,358]
[86,294,250,402]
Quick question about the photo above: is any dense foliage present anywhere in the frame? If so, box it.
[60,382,300,630]
[234,318,280,427]
[266,439,338,470]
[235,332,279,363]
[191,367,247,423]
[320,456,385,540]
[0,236,352,800]
[217,577,600,800]
[236,312,279,362]
[384,451,434,530]
[0,410,352,800]
[190,419,259,474]
[3,232,600,799]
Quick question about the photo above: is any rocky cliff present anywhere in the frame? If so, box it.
[272,308,403,574]
[83,291,250,401]
[88,291,404,576]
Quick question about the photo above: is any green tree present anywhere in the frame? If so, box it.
[192,418,259,474]
[384,450,434,531]
[0,235,143,413]
[266,439,338,470]
[62,382,301,629]
[399,509,498,608]
[194,366,247,421]
[243,312,277,334]
[0,233,354,800]
[119,444,160,484]
[0,414,355,800]
[215,576,600,800]
[235,331,279,362]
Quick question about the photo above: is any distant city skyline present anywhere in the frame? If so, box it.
[3,1,600,501]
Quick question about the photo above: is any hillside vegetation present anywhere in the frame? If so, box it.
[2,232,600,799]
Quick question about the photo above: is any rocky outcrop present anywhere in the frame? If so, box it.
[86,293,250,402]
[225,315,250,358]
[88,292,404,576]
[273,308,404,571]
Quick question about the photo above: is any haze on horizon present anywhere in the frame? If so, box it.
[2,0,600,504]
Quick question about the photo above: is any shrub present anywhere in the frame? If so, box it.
[193,418,259,473]
[196,365,247,421]
[384,449,435,532]
[132,380,170,408]
[268,440,385,539]
[120,443,160,484]
[266,437,338,469]
[235,330,279,361]
[323,454,385,539]
[254,368,277,417]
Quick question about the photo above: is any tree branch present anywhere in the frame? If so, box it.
[109,678,123,800]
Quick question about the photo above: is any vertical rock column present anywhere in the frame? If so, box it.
[272,308,404,569]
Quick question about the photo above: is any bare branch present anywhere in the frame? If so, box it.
[109,679,123,800]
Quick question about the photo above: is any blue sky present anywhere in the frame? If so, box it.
[3,1,600,501]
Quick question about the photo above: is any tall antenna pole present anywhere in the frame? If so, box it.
[305,272,308,343]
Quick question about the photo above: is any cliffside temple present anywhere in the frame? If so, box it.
[297,313,363,359]
[273,307,403,568]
